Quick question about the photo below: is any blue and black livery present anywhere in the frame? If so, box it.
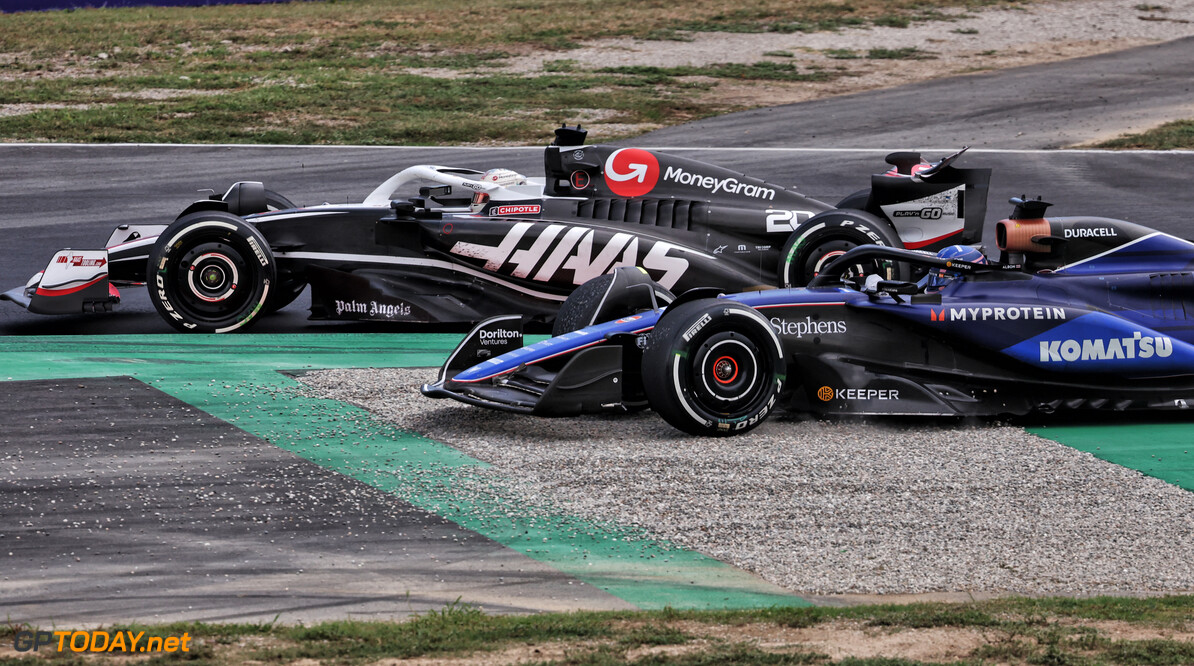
[423,198,1194,435]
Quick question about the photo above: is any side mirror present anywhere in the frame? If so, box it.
[863,276,919,303]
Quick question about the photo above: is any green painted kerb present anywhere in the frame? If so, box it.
[1,334,807,610]
[1029,422,1194,491]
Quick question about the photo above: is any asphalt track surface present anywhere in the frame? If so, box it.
[2,335,802,625]
[4,40,1194,626]
[2,377,633,624]
[638,36,1194,149]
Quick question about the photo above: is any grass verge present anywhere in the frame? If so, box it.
[0,0,1029,145]
[1091,119,1194,150]
[2,595,1192,664]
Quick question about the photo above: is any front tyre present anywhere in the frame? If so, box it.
[777,209,905,288]
[642,300,784,436]
[148,211,276,333]
[552,272,675,336]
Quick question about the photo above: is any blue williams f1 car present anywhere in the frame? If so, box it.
[423,198,1194,435]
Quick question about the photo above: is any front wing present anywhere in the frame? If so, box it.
[422,315,648,416]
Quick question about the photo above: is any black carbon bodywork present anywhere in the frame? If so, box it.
[239,141,844,325]
[3,128,991,329]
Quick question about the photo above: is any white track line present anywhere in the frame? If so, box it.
[3,143,1192,155]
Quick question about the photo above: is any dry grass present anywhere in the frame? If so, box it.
[0,0,1040,145]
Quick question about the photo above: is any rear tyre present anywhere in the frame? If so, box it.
[552,272,675,336]
[835,188,873,211]
[262,274,306,314]
[777,209,906,288]
[148,211,276,333]
[264,190,296,211]
[642,300,784,436]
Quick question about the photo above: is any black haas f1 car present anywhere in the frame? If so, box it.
[2,126,988,332]
[424,197,1194,435]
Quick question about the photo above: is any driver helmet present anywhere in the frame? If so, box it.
[480,168,527,187]
[927,244,987,288]
[469,169,529,212]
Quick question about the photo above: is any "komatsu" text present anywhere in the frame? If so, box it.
[1039,333,1173,362]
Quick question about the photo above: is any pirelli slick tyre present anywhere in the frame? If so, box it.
[264,190,296,212]
[148,211,276,333]
[642,300,784,436]
[834,188,872,211]
[778,210,905,288]
[552,272,675,336]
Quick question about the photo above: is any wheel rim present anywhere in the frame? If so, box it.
[800,238,895,284]
[187,251,241,303]
[801,239,857,283]
[689,332,767,416]
[171,237,256,322]
[711,355,738,384]
[810,249,847,277]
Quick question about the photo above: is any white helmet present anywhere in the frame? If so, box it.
[480,168,527,187]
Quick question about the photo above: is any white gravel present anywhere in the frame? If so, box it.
[298,367,1194,598]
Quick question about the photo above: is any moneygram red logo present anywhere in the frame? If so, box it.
[603,148,659,198]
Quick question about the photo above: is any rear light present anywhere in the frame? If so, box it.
[470,192,490,213]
